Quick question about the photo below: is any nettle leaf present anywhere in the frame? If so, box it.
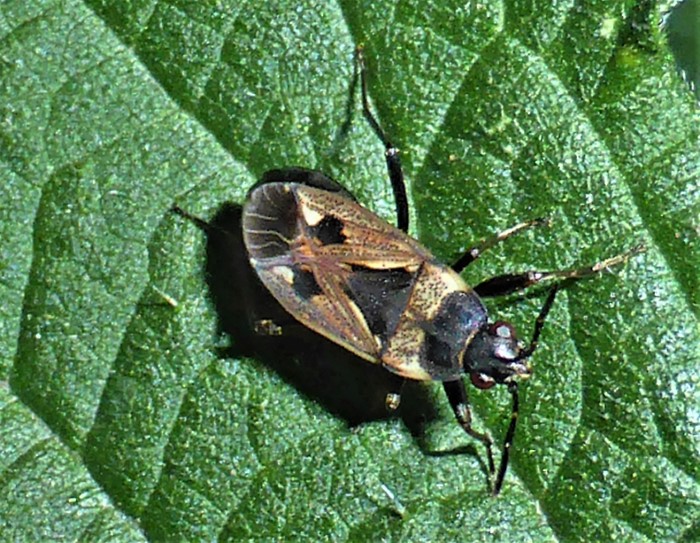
[1,1,697,541]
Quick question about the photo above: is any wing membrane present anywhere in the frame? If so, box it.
[244,182,434,362]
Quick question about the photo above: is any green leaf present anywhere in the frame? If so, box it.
[1,1,698,541]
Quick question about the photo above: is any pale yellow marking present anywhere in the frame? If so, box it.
[443,267,470,291]
[387,356,432,381]
[301,203,325,226]
[382,325,432,381]
[346,297,372,337]
[271,265,295,285]
[385,393,401,411]
[335,339,380,364]
[399,263,469,324]
[245,228,292,245]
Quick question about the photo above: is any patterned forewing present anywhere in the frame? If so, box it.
[243,182,431,362]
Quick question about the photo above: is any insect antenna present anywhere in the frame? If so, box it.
[494,284,558,495]
[493,381,519,496]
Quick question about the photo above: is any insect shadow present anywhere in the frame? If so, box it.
[197,201,443,437]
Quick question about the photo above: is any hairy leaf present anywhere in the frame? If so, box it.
[1,1,698,541]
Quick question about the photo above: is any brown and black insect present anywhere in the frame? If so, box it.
[178,47,641,495]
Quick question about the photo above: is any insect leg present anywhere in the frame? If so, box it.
[474,244,644,298]
[443,379,495,475]
[516,285,559,360]
[493,382,520,496]
[356,46,409,233]
[385,376,405,411]
[252,319,284,336]
[171,205,216,234]
[451,217,551,273]
[489,288,557,494]
[251,317,327,338]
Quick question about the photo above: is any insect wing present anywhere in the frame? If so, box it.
[242,182,430,362]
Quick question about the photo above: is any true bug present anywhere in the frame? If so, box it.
[177,47,641,495]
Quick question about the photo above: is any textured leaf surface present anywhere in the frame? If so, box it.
[1,1,698,541]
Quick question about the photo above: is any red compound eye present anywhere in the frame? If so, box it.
[471,372,496,390]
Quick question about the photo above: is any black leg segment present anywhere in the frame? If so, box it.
[474,244,645,298]
[493,382,520,496]
[518,285,559,360]
[443,379,495,476]
[384,376,406,411]
[451,217,551,273]
[356,46,409,233]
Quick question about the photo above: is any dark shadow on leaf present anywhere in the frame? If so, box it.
[191,202,440,434]
[325,50,359,163]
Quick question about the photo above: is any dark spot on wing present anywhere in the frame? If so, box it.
[309,215,346,245]
[292,266,323,300]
